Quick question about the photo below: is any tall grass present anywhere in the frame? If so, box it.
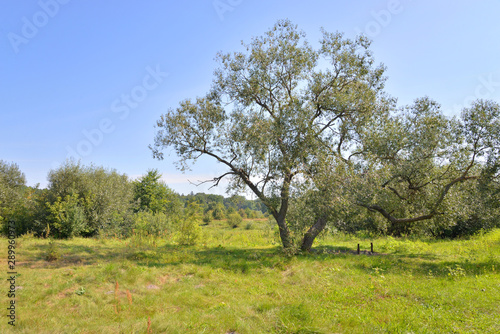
[1,221,499,333]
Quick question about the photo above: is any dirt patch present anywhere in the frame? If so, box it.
[157,273,191,285]
[60,255,86,265]
[157,274,172,285]
[57,286,78,299]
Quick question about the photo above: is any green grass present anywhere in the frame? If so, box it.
[1,220,499,333]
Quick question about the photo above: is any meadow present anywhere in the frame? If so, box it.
[1,219,499,333]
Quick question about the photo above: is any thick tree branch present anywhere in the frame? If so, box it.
[357,202,435,224]
[195,147,279,217]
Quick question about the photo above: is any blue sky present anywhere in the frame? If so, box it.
[1,0,500,196]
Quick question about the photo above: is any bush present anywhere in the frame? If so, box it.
[202,211,213,224]
[133,211,172,237]
[45,240,60,261]
[46,160,134,237]
[176,216,201,245]
[176,203,202,245]
[437,216,496,239]
[227,213,243,228]
[46,194,87,238]
[212,204,225,220]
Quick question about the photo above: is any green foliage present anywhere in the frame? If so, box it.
[46,160,134,237]
[0,160,28,233]
[133,211,172,237]
[179,192,266,221]
[45,240,60,261]
[176,203,202,245]
[133,169,181,215]
[46,193,87,238]
[202,210,213,224]
[227,212,243,228]
[212,202,225,220]
[302,97,500,238]
[151,19,387,249]
[0,160,26,211]
[244,207,254,219]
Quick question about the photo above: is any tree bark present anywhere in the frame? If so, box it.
[300,216,327,251]
[275,213,293,248]
[274,174,294,249]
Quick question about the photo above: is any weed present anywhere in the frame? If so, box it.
[75,287,85,295]
[45,240,60,261]
[446,264,466,279]
[115,281,119,299]
[126,289,133,305]
[372,267,385,278]
[176,217,202,245]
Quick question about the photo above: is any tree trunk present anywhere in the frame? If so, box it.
[275,214,293,249]
[300,216,327,252]
[275,176,293,249]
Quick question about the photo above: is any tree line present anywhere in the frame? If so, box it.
[0,160,267,239]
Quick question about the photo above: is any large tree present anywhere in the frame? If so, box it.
[329,98,500,236]
[151,19,387,250]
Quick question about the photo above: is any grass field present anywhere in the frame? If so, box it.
[1,219,499,333]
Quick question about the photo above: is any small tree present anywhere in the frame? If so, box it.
[227,212,243,228]
[46,193,87,238]
[212,202,225,220]
[176,203,202,245]
[202,210,213,224]
[133,169,181,215]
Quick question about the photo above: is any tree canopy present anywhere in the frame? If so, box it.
[132,169,181,215]
[151,19,387,250]
[46,160,134,237]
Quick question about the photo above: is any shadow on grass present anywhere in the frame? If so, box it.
[26,242,132,268]
[310,245,352,253]
[350,252,500,278]
[26,239,500,279]
[411,259,500,277]
[132,245,290,273]
[130,244,447,275]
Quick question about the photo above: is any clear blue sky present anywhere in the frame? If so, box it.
[2,0,500,196]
